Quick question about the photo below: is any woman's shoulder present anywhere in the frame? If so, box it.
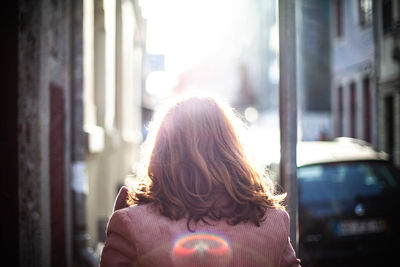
[108,202,159,236]
[113,186,152,208]
[262,206,290,229]
[264,206,288,216]
[113,186,130,211]
[112,186,159,220]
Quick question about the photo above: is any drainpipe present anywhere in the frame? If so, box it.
[372,0,380,151]
[70,0,98,266]
[279,0,299,253]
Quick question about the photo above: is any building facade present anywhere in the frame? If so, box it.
[374,0,400,166]
[2,0,145,266]
[83,0,145,254]
[330,0,377,147]
[297,0,332,141]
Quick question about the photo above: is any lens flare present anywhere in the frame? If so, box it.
[171,233,232,267]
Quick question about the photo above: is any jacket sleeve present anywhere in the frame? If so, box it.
[279,211,301,267]
[99,209,138,267]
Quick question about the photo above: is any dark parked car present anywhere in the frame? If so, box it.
[297,138,400,266]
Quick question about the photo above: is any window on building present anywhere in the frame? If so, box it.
[363,77,371,143]
[337,86,343,137]
[383,0,393,34]
[334,0,344,38]
[350,82,356,138]
[359,0,372,26]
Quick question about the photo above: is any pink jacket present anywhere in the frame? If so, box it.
[100,187,301,267]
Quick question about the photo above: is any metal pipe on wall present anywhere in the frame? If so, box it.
[70,0,98,266]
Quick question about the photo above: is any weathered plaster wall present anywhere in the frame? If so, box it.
[18,0,74,266]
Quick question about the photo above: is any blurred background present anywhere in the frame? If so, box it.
[2,0,400,266]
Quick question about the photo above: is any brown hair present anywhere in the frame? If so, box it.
[128,94,285,228]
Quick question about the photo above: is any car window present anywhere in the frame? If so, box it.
[298,161,400,204]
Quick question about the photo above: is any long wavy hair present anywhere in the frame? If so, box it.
[128,94,285,228]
